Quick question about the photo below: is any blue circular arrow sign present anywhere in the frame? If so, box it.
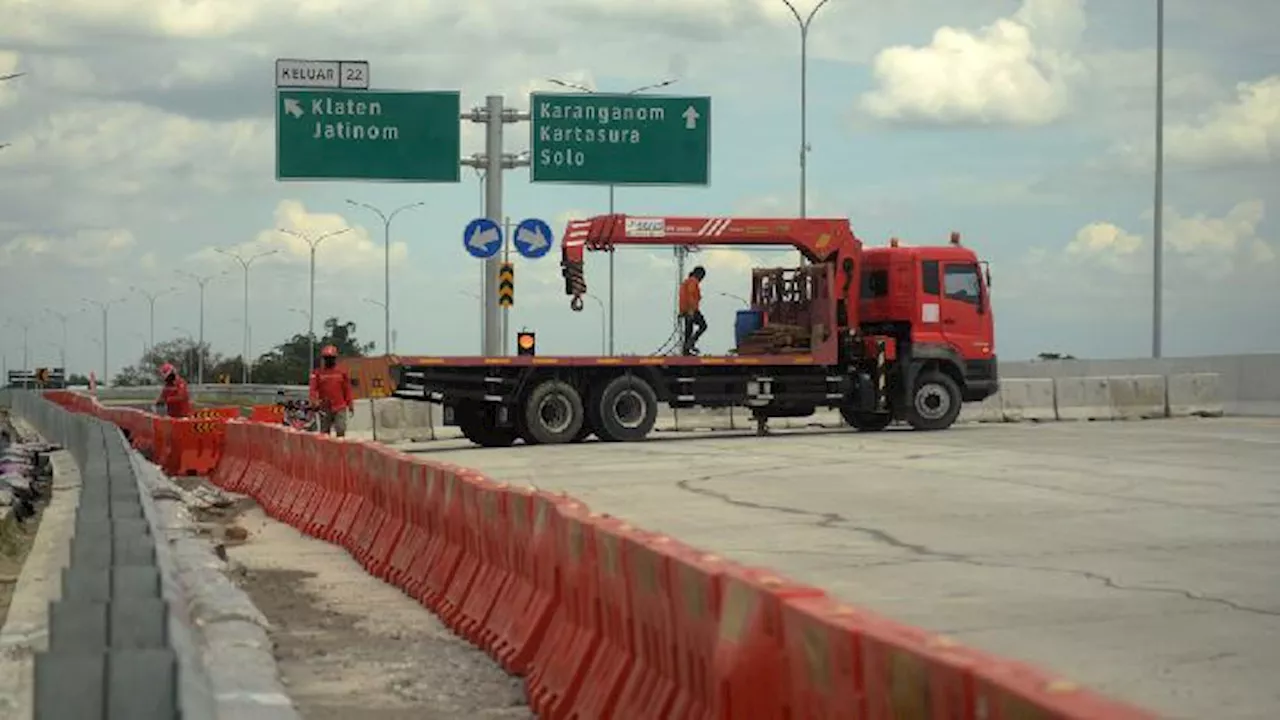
[513,217,554,260]
[463,217,503,259]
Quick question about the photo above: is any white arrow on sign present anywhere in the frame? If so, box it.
[516,225,550,251]
[284,98,305,118]
[467,225,501,251]
[682,106,700,130]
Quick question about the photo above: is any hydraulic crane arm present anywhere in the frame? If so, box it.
[560,214,862,311]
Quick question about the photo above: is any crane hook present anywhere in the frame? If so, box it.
[570,295,584,312]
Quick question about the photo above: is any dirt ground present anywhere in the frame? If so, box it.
[0,416,41,630]
[192,478,532,720]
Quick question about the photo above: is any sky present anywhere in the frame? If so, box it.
[1,0,1277,380]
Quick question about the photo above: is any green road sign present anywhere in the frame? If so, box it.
[275,89,460,182]
[529,92,711,186]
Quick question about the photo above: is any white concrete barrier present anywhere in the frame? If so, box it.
[960,391,1004,423]
[1054,376,1114,421]
[999,378,1057,422]
[1108,375,1167,420]
[667,407,737,431]
[1167,373,1225,417]
[781,408,844,429]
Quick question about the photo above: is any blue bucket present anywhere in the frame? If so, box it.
[734,309,765,347]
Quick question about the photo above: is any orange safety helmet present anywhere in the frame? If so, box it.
[321,345,339,358]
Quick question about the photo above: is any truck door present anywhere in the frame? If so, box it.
[940,262,986,354]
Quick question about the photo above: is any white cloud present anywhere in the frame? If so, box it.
[189,199,409,273]
[0,228,136,268]
[1165,75,1280,166]
[860,0,1085,126]
[0,101,271,195]
[1065,200,1274,278]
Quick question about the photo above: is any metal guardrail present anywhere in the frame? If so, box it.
[7,391,201,719]
[92,384,307,401]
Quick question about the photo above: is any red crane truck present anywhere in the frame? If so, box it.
[391,214,997,447]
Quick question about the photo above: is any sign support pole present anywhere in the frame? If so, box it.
[484,95,505,358]
[462,96,529,357]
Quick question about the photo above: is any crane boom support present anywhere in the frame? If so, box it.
[560,214,862,310]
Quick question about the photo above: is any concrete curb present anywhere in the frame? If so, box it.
[0,422,80,720]
[130,457,301,720]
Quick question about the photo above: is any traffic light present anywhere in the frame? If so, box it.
[516,331,536,356]
[498,262,514,308]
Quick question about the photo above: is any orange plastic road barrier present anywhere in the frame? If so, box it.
[366,446,410,580]
[329,441,368,546]
[438,474,492,633]
[192,406,241,420]
[210,421,251,490]
[51,388,1157,720]
[403,461,454,601]
[308,436,347,540]
[247,403,285,424]
[488,490,562,675]
[712,567,826,720]
[525,502,599,719]
[667,547,730,720]
[386,460,431,587]
[613,533,682,720]
[565,514,642,720]
[417,467,467,612]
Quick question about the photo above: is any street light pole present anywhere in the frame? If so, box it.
[43,308,81,370]
[82,296,125,384]
[585,294,606,355]
[277,227,352,376]
[178,270,226,385]
[1153,0,1165,359]
[361,298,388,353]
[345,200,425,357]
[3,319,31,372]
[781,0,830,219]
[216,248,278,383]
[548,76,677,356]
[130,285,178,352]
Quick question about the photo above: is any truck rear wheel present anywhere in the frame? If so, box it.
[840,408,892,432]
[456,403,518,448]
[906,370,962,431]
[521,379,585,444]
[595,375,658,442]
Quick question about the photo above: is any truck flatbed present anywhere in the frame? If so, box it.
[393,352,833,368]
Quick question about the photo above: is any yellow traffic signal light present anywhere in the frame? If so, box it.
[516,331,536,356]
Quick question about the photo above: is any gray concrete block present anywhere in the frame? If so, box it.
[1108,375,1168,420]
[999,378,1056,422]
[960,391,1004,423]
[1167,372,1225,417]
[1054,376,1114,421]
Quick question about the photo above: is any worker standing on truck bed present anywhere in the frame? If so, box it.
[679,265,708,356]
[310,344,354,437]
[156,363,192,418]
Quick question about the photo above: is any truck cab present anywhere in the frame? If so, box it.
[858,233,998,405]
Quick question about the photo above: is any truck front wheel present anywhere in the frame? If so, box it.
[521,379,585,444]
[595,375,659,442]
[906,370,962,431]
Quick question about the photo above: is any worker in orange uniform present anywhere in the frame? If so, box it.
[679,265,708,356]
[156,363,193,418]
[310,345,354,437]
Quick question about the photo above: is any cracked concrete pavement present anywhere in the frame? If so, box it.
[408,416,1280,720]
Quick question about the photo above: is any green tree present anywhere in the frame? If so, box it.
[252,317,374,385]
[113,338,222,386]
